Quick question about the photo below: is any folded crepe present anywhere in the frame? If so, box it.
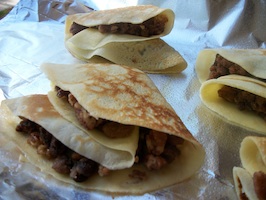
[64,5,187,73]
[1,95,138,170]
[195,49,266,83]
[200,75,266,134]
[233,136,266,200]
[0,64,205,194]
[65,38,187,73]
[0,93,204,195]
[65,5,175,46]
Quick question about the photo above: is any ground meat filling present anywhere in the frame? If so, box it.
[55,86,134,138]
[15,116,183,183]
[56,86,183,171]
[208,54,266,82]
[70,14,168,37]
[253,171,266,200]
[136,128,184,170]
[16,117,99,182]
[218,85,266,120]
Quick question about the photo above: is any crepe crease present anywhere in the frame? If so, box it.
[195,49,266,83]
[200,75,266,134]
[64,5,187,73]
[233,136,266,200]
[0,95,138,170]
[196,49,266,134]
[31,62,204,194]
[0,62,205,194]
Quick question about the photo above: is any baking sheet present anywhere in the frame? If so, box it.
[0,0,266,199]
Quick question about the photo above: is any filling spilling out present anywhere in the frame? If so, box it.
[208,54,266,82]
[69,14,168,37]
[218,85,266,120]
[15,86,183,183]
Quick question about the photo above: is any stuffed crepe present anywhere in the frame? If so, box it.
[65,5,175,47]
[233,136,266,200]
[65,5,187,73]
[0,92,204,195]
[35,62,205,194]
[200,75,266,134]
[195,49,266,83]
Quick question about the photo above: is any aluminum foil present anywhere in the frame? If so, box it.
[0,0,266,199]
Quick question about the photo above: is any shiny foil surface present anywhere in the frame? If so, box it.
[0,0,266,199]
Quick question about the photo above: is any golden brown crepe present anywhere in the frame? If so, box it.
[233,136,266,200]
[0,93,205,195]
[30,62,205,194]
[200,75,266,134]
[64,5,187,73]
[195,49,266,83]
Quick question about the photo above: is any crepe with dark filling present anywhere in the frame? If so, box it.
[0,62,206,194]
[200,75,266,134]
[64,5,187,73]
[233,136,266,200]
[65,5,175,47]
[195,49,266,83]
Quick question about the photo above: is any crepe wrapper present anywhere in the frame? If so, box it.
[0,63,205,195]
[233,136,266,200]
[195,49,266,83]
[64,5,187,73]
[1,0,266,199]
[200,75,266,135]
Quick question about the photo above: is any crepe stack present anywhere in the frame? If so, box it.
[233,136,266,200]
[0,62,205,195]
[64,5,187,73]
[195,49,266,134]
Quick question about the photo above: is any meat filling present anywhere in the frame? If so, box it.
[16,117,99,182]
[16,118,183,184]
[218,85,266,120]
[208,54,266,82]
[15,87,184,182]
[253,171,266,200]
[55,86,134,138]
[136,128,184,170]
[70,14,168,37]
[55,86,183,170]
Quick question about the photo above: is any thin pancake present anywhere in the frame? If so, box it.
[41,62,199,143]
[65,5,175,43]
[200,75,266,134]
[1,95,138,170]
[233,167,259,200]
[65,38,187,73]
[0,63,205,194]
[240,136,266,175]
[0,101,204,195]
[233,136,266,200]
[195,49,266,83]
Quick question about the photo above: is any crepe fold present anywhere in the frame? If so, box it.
[65,5,175,44]
[195,49,266,83]
[233,136,266,200]
[65,38,187,73]
[0,94,138,170]
[65,5,187,73]
[200,75,266,134]
[35,62,205,194]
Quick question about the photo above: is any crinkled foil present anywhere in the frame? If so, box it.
[0,0,266,199]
